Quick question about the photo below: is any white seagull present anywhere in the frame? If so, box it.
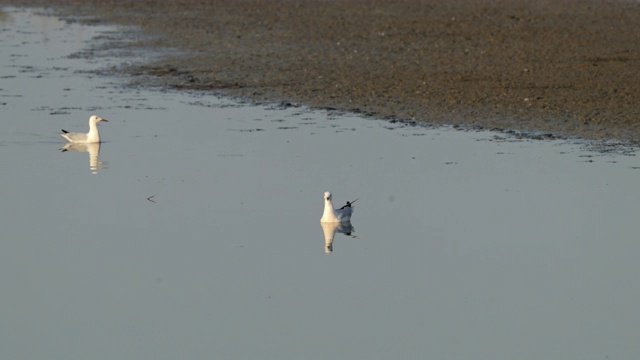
[60,115,108,143]
[320,191,358,223]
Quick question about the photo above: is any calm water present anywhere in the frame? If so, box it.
[2,7,640,360]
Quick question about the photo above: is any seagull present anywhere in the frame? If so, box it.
[320,191,359,223]
[60,115,108,143]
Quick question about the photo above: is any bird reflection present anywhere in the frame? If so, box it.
[61,142,104,174]
[321,221,356,253]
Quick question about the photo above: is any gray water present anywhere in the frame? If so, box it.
[2,7,640,360]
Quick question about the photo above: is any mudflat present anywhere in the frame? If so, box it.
[4,0,640,140]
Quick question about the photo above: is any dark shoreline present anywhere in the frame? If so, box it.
[3,0,640,142]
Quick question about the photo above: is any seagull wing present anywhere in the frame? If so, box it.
[339,198,359,210]
[60,131,88,143]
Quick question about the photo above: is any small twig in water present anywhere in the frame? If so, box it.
[147,195,156,203]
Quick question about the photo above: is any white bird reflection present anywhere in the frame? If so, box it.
[61,142,105,174]
[321,221,356,253]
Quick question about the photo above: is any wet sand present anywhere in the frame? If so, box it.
[3,0,640,141]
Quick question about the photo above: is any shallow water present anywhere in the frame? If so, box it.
[2,7,640,360]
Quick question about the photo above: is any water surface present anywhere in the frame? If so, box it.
[1,7,639,360]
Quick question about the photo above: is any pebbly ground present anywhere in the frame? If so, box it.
[3,0,640,141]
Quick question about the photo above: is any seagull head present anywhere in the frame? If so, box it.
[324,191,332,201]
[90,115,108,123]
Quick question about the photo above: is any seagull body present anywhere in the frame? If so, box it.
[321,191,358,223]
[60,115,108,143]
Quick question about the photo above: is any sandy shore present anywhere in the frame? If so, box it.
[3,0,640,141]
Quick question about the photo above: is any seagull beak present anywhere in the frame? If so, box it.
[100,119,108,122]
